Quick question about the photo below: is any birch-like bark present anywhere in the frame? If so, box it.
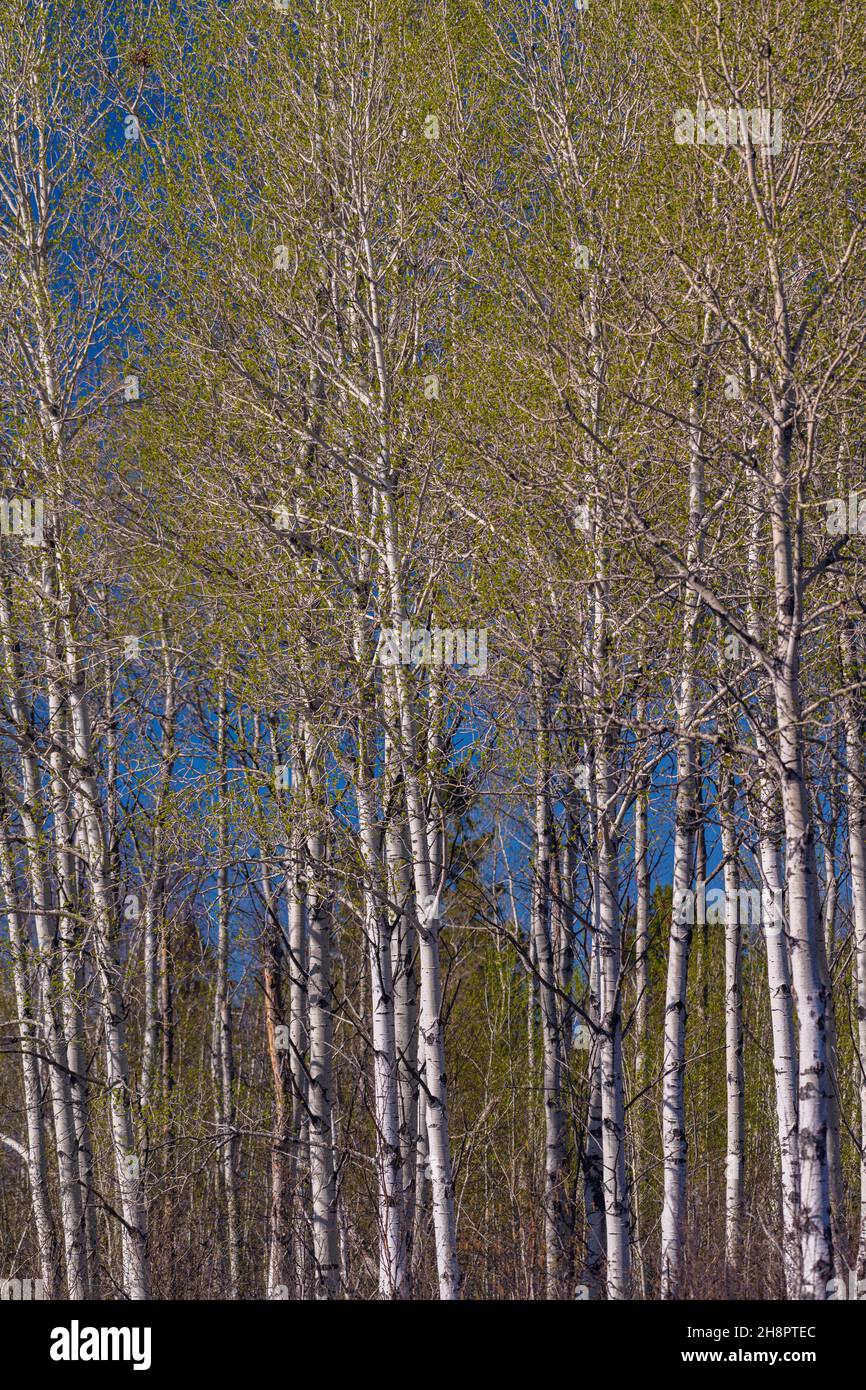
[583,904,606,1298]
[352,609,405,1297]
[39,570,97,1294]
[634,694,651,1082]
[346,426,407,1295]
[631,697,651,1297]
[756,216,832,1293]
[12,80,148,1292]
[378,486,461,1299]
[595,799,630,1300]
[767,409,833,1295]
[719,760,744,1278]
[0,800,58,1296]
[287,835,311,1297]
[840,622,866,1287]
[413,1088,430,1277]
[282,731,311,1299]
[661,338,706,1299]
[386,782,418,1286]
[813,800,845,1277]
[589,576,630,1299]
[159,885,177,1282]
[142,626,176,1116]
[530,656,571,1297]
[303,720,340,1297]
[212,671,240,1296]
[759,827,802,1289]
[3,53,98,1298]
[262,837,292,1299]
[552,818,576,1041]
[258,714,292,1298]
[59,578,150,1299]
[0,575,87,1299]
[772,669,832,1295]
[747,438,801,1294]
[355,147,460,1286]
[578,648,606,1299]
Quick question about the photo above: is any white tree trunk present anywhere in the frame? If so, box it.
[303,721,340,1297]
[286,805,312,1299]
[38,575,98,1295]
[352,612,406,1297]
[661,351,706,1298]
[0,807,58,1296]
[387,805,419,1287]
[379,482,461,1299]
[0,577,87,1299]
[772,663,832,1295]
[583,918,606,1298]
[720,762,744,1277]
[212,670,240,1297]
[60,587,150,1300]
[765,254,832,1297]
[588,579,630,1300]
[634,696,650,1081]
[747,476,801,1294]
[841,623,866,1287]
[530,659,571,1298]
